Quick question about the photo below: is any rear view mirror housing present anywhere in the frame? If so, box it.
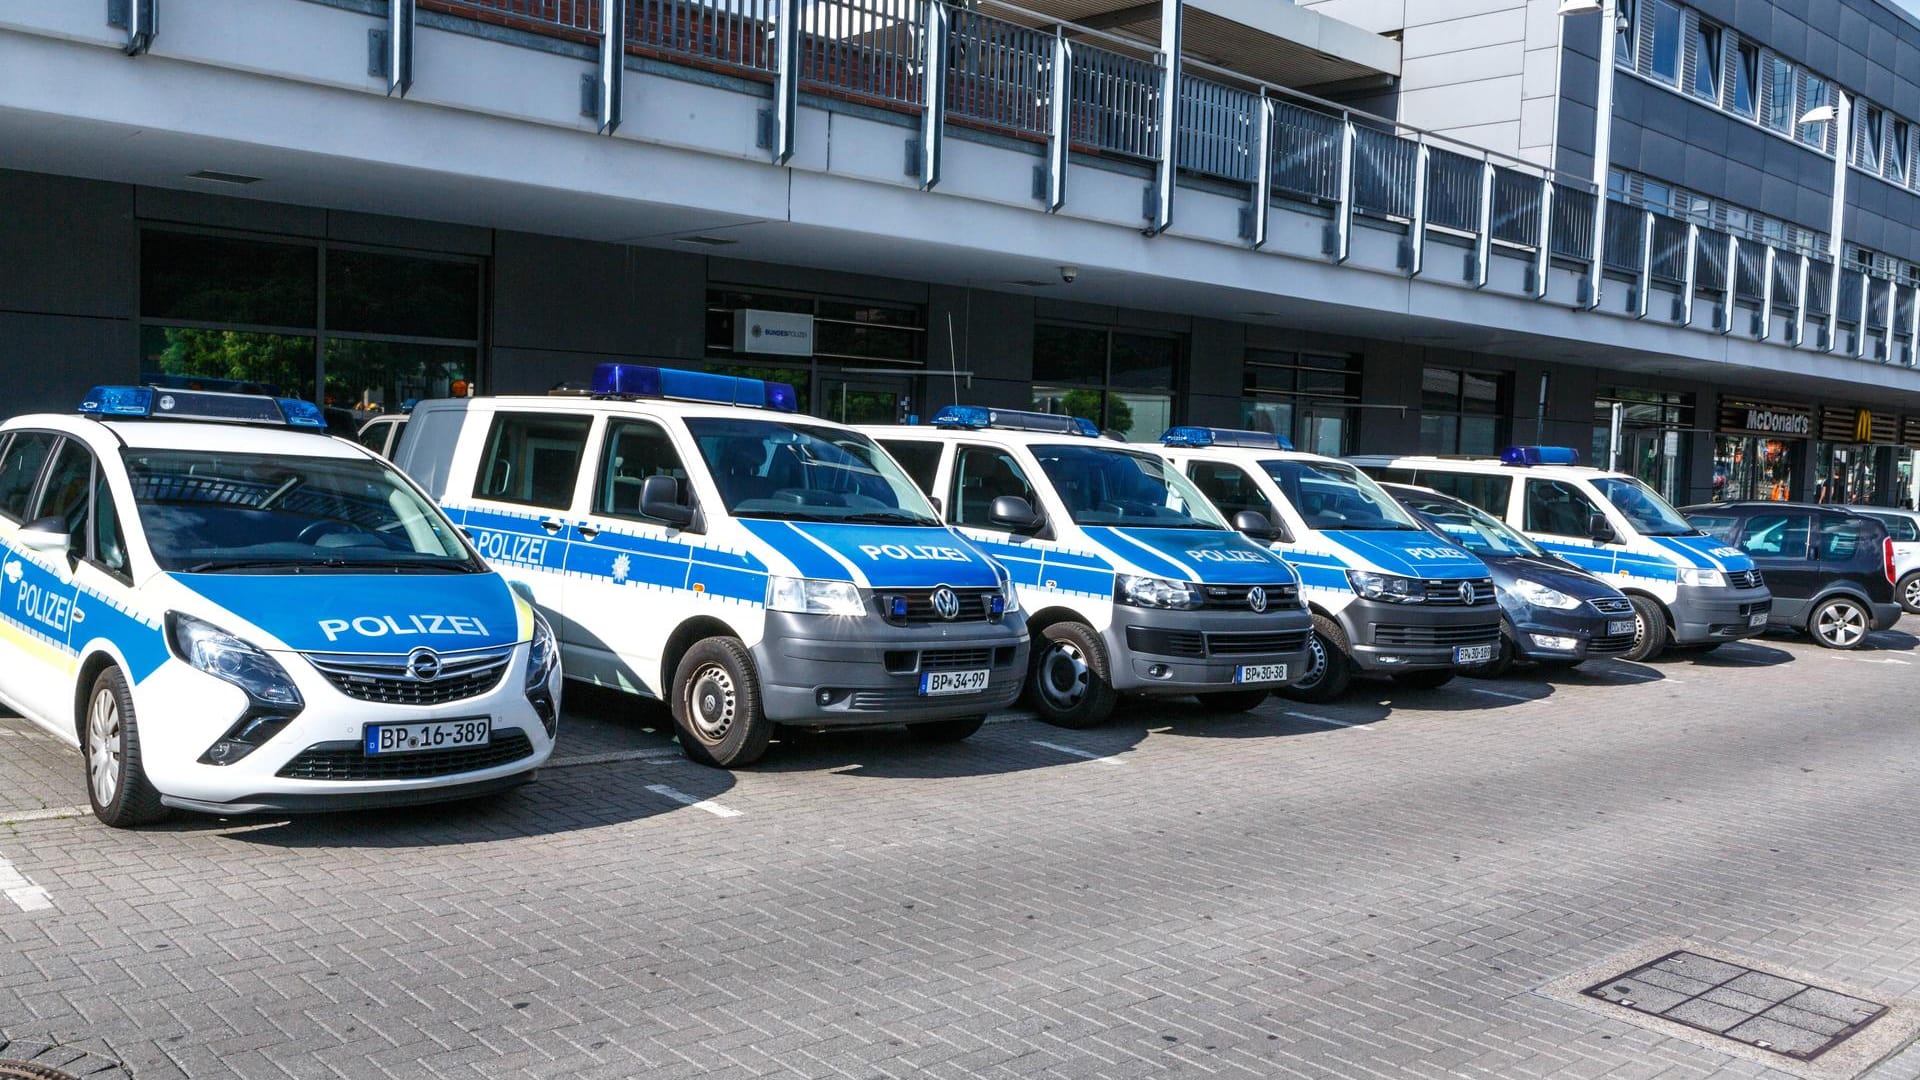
[1587,512,1618,544]
[988,495,1043,533]
[640,475,697,530]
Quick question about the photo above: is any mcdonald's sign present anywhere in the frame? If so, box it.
[1855,408,1875,443]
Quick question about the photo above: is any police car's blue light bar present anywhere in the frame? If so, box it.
[1500,445,1580,466]
[1159,426,1294,451]
[931,406,1099,437]
[591,363,798,413]
[79,386,328,429]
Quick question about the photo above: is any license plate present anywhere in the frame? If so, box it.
[1235,663,1289,685]
[920,669,988,696]
[1749,612,1768,627]
[1454,644,1495,664]
[1608,619,1637,636]
[365,718,491,755]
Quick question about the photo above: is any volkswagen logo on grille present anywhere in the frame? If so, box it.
[406,647,443,682]
[1458,581,1477,604]
[1248,586,1267,613]
[930,586,961,621]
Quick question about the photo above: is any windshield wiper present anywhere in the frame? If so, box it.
[839,511,940,526]
[182,556,470,574]
[182,558,312,574]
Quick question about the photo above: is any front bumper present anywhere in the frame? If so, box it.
[1336,598,1502,673]
[1508,607,1639,662]
[159,771,535,815]
[1102,604,1314,693]
[751,611,1028,725]
[1670,584,1773,643]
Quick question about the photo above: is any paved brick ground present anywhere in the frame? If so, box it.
[3,622,1920,1079]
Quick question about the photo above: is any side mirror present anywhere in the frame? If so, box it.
[1232,510,1276,541]
[18,516,71,553]
[640,475,695,529]
[1587,512,1618,544]
[988,495,1043,532]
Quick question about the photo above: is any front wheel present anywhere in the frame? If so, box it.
[1024,622,1117,729]
[671,638,773,767]
[1622,595,1669,662]
[1899,572,1920,615]
[83,666,167,828]
[906,715,986,743]
[1276,615,1352,704]
[1392,669,1455,690]
[1194,688,1271,714]
[1809,596,1870,650]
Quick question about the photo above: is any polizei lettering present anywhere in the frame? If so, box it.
[857,544,971,562]
[470,529,548,566]
[13,581,72,635]
[318,614,492,643]
[1403,546,1469,560]
[1185,549,1268,563]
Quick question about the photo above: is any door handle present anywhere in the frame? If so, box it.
[70,607,85,624]
[577,525,599,541]
[539,519,563,534]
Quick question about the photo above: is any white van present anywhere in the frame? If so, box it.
[1351,447,1773,660]
[865,408,1314,728]
[397,365,1028,767]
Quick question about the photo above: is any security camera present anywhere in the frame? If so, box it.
[1059,265,1079,285]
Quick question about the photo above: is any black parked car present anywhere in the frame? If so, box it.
[1680,502,1900,650]
[1383,484,1639,677]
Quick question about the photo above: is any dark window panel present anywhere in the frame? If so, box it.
[141,231,317,328]
[1032,325,1106,385]
[326,250,480,340]
[139,325,316,401]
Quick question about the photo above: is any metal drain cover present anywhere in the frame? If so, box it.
[1584,950,1886,1061]
[0,1062,84,1080]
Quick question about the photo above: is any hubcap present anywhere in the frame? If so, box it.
[86,688,121,808]
[686,663,736,742]
[1038,640,1090,710]
[1294,634,1328,690]
[1904,577,1920,609]
[1817,602,1865,647]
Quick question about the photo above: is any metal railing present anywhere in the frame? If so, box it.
[1549,185,1595,262]
[630,0,776,73]
[1602,204,1643,272]
[946,10,1052,137]
[796,0,923,105]
[1773,251,1803,310]
[1069,44,1160,159]
[1489,168,1542,248]
[427,0,599,33]
[1177,75,1257,183]
[1807,261,1834,318]
[1269,100,1343,203]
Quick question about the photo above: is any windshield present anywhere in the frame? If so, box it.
[1400,492,1543,557]
[1029,444,1228,529]
[1260,459,1421,531]
[686,418,939,525]
[1592,476,1698,536]
[124,450,476,573]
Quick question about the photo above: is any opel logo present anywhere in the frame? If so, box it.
[1248,586,1267,614]
[406,647,443,682]
[930,586,961,621]
[1458,581,1476,604]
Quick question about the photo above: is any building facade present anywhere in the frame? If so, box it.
[4,0,1920,507]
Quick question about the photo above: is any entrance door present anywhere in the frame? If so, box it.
[819,375,913,425]
[1620,426,1684,504]
[1298,406,1348,457]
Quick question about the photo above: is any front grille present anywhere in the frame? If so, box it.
[1373,621,1502,647]
[918,648,998,669]
[1739,601,1771,618]
[1125,627,1308,658]
[876,587,999,624]
[1587,630,1638,656]
[1421,578,1497,605]
[308,647,513,706]
[1127,627,1207,658]
[277,729,534,781]
[1588,596,1634,616]
[1205,630,1311,656]
[1199,583,1300,611]
[846,685,994,711]
[1726,569,1764,590]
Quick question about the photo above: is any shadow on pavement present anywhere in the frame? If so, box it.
[1664,640,1798,667]
[757,715,1150,779]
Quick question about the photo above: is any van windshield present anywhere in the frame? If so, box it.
[1029,444,1227,529]
[123,450,478,574]
[686,418,940,525]
[1261,459,1421,531]
[1592,476,1699,537]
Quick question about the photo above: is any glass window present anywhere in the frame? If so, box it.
[1765,56,1794,132]
[1419,367,1506,455]
[140,325,317,401]
[1819,517,1871,562]
[1592,476,1697,536]
[949,445,1038,528]
[1859,106,1884,171]
[326,250,479,340]
[1892,122,1910,183]
[1732,41,1758,116]
[594,420,691,523]
[1686,512,1740,542]
[1738,512,1811,558]
[141,232,317,328]
[477,413,592,510]
[684,418,937,524]
[1691,20,1721,100]
[1032,325,1106,386]
[1260,459,1420,533]
[1867,512,1917,541]
[1032,325,1183,441]
[1524,478,1607,538]
[33,440,93,545]
[1396,491,1541,558]
[0,432,54,523]
[324,340,474,429]
[1615,0,1636,64]
[1800,75,1830,148]
[1649,0,1682,83]
[1416,471,1513,517]
[881,440,944,497]
[1029,445,1225,529]
[1186,462,1279,524]
[90,471,129,575]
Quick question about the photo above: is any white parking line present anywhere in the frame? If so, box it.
[1283,711,1371,731]
[1461,686,1541,703]
[0,806,87,826]
[645,784,742,818]
[1029,740,1128,765]
[0,850,51,912]
[1831,655,1912,665]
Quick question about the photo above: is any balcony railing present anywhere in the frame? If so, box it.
[416,0,1912,363]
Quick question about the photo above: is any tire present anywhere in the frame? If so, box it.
[670,638,773,767]
[83,666,166,828]
[905,714,986,743]
[1024,621,1118,729]
[1622,595,1669,662]
[1809,596,1870,650]
[1277,614,1352,704]
[1193,688,1271,714]
[1393,669,1455,690]
[1899,571,1920,615]
[1461,623,1516,679]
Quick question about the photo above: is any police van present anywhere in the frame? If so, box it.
[0,387,560,827]
[862,408,1313,728]
[1150,429,1499,702]
[1350,448,1772,661]
[396,365,1028,767]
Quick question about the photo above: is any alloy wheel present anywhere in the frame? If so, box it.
[1815,600,1866,649]
[86,687,122,808]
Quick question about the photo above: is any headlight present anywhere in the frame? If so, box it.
[767,576,866,616]
[166,612,302,709]
[1115,574,1202,609]
[1346,570,1422,603]
[995,566,1021,614]
[1510,578,1581,611]
[525,615,558,690]
[1677,567,1727,588]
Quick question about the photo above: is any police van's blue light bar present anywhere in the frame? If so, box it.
[931,406,1098,437]
[1500,445,1580,466]
[1159,426,1293,450]
[591,363,798,413]
[79,386,328,430]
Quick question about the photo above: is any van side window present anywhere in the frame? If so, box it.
[1420,472,1512,516]
[1818,517,1869,562]
[34,439,94,543]
[477,413,592,510]
[0,432,54,523]
[1523,478,1605,537]
[950,446,1035,527]
[91,472,130,576]
[594,420,690,523]
[1737,512,1811,558]
[1186,462,1277,522]
[1685,513,1740,542]
[882,441,943,497]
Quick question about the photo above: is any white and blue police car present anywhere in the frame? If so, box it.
[1351,447,1773,661]
[864,408,1313,728]
[395,365,1028,767]
[0,387,559,827]
[1152,429,1500,702]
